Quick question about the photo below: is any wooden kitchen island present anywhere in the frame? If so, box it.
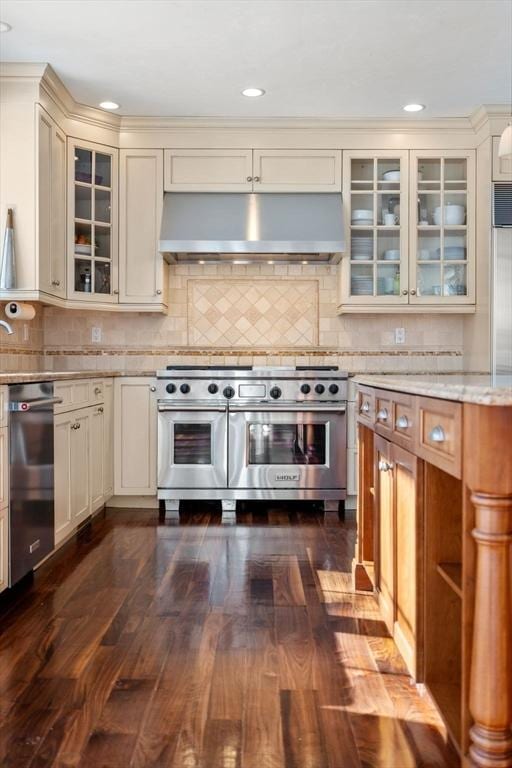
[353,375,512,768]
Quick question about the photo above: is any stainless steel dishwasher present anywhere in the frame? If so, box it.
[8,382,62,585]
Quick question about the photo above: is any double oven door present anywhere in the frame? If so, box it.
[158,405,227,489]
[228,405,346,490]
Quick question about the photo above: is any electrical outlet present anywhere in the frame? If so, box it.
[23,324,29,342]
[395,327,406,344]
[91,327,102,343]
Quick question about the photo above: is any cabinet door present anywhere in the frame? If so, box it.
[492,136,512,181]
[54,411,73,545]
[339,151,409,310]
[252,149,341,192]
[119,150,165,305]
[0,426,7,511]
[392,443,423,678]
[0,508,7,593]
[409,150,475,305]
[103,379,114,501]
[375,434,394,634]
[164,149,253,191]
[89,405,104,512]
[68,139,119,303]
[114,378,157,495]
[70,408,90,525]
[38,107,66,298]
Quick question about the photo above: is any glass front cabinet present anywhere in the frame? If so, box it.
[338,149,475,312]
[67,139,118,302]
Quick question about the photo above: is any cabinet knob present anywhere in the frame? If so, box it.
[360,401,370,414]
[410,289,417,295]
[396,415,410,429]
[429,425,446,443]
[378,459,393,472]
[113,289,119,295]
[98,406,104,413]
[51,279,61,287]
[253,176,260,182]
[150,385,156,392]
[246,176,253,182]
[94,387,102,395]
[376,408,389,422]
[402,289,408,295]
[155,289,162,295]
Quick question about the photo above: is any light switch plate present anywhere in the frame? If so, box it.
[23,324,29,342]
[395,327,406,344]
[91,327,102,343]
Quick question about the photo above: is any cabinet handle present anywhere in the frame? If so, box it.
[396,415,410,429]
[246,176,253,182]
[155,289,162,295]
[378,459,393,472]
[376,408,389,422]
[51,279,61,287]
[98,407,104,413]
[402,289,408,295]
[94,387,102,395]
[429,425,446,443]
[360,401,370,414]
[113,289,119,295]
[253,176,260,182]
[150,386,156,392]
[410,289,417,295]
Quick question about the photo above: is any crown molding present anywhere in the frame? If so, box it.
[470,104,512,136]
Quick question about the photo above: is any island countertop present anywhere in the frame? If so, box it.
[353,373,512,406]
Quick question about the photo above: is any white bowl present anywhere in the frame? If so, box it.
[352,209,373,222]
[433,205,465,226]
[382,170,400,181]
[382,249,400,260]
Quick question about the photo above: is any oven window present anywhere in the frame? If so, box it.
[248,423,326,465]
[173,423,212,464]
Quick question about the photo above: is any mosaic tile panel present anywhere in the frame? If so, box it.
[187,279,319,348]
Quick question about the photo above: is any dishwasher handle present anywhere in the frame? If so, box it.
[9,396,63,412]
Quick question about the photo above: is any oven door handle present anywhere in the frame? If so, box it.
[228,405,346,413]
[158,404,227,413]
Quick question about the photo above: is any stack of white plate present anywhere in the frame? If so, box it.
[351,235,373,260]
[351,209,373,225]
[351,274,374,295]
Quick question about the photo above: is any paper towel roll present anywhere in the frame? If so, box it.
[5,302,36,320]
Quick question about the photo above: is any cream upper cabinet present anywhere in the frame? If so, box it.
[252,149,341,192]
[409,150,475,306]
[38,106,67,299]
[339,151,409,309]
[119,149,166,306]
[114,377,157,495]
[68,139,119,303]
[492,136,512,181]
[103,379,114,502]
[164,149,253,191]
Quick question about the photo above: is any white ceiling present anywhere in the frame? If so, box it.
[0,0,511,118]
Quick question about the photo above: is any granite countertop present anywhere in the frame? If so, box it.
[353,374,512,406]
[0,370,156,385]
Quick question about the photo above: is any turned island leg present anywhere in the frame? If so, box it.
[465,405,512,768]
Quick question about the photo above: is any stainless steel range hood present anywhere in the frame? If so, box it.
[159,192,344,263]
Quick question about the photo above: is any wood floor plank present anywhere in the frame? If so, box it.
[280,689,328,768]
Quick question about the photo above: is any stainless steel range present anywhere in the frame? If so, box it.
[157,365,348,520]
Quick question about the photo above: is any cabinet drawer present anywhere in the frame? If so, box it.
[0,427,8,511]
[391,393,416,450]
[374,392,393,438]
[357,386,375,426]
[416,397,462,478]
[55,380,91,413]
[0,387,7,428]
[90,380,104,404]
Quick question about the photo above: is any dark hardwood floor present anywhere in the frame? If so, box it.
[0,504,459,768]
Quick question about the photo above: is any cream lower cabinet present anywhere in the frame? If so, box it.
[103,379,114,501]
[54,407,91,545]
[114,378,157,495]
[0,421,8,593]
[90,404,104,512]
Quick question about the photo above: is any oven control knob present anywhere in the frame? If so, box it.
[315,384,325,394]
[180,383,191,394]
[223,386,235,399]
[270,387,282,399]
[166,383,176,394]
[300,383,311,394]
[329,384,339,395]
[208,383,219,394]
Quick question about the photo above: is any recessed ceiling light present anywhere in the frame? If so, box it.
[0,21,12,32]
[241,88,265,98]
[403,103,425,113]
[99,101,120,110]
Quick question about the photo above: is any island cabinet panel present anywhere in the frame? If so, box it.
[417,396,462,478]
[374,435,394,635]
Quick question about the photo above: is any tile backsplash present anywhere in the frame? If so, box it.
[3,263,464,373]
[0,307,45,371]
